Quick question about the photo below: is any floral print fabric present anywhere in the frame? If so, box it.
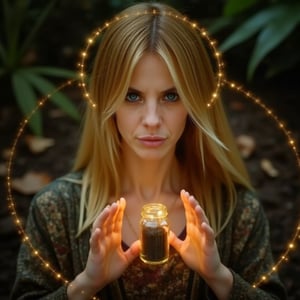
[11,172,286,299]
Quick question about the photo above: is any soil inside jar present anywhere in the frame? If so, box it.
[140,225,168,264]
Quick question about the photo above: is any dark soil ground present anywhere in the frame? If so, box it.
[0,76,300,299]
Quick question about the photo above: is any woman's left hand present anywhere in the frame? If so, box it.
[169,190,226,282]
[170,190,233,299]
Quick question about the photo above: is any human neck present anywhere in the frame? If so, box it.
[120,155,181,202]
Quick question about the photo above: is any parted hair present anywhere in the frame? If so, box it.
[73,2,252,236]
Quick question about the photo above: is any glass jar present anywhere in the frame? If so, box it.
[140,203,169,264]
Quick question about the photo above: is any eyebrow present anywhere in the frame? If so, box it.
[127,87,178,94]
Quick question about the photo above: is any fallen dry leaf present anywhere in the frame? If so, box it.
[2,148,11,160]
[25,135,55,154]
[260,159,279,178]
[11,171,52,195]
[229,101,245,111]
[0,163,6,176]
[49,108,66,118]
[236,134,256,158]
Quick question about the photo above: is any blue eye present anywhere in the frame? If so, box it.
[164,92,178,102]
[126,92,140,102]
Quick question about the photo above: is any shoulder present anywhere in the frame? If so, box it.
[232,187,269,232]
[30,171,83,215]
[234,188,262,223]
[235,188,261,214]
[23,172,86,271]
[231,188,270,253]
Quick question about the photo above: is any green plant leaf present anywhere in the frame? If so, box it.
[4,0,29,68]
[219,5,286,52]
[29,66,78,80]
[247,4,300,79]
[12,71,43,136]
[21,71,81,121]
[20,0,58,57]
[266,52,300,78]
[223,0,258,17]
[0,43,7,65]
[207,16,233,34]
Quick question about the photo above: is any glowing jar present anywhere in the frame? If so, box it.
[140,203,169,264]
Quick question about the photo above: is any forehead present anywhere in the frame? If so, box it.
[130,53,174,89]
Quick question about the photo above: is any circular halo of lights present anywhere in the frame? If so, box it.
[78,8,224,109]
[221,79,300,287]
[5,9,300,296]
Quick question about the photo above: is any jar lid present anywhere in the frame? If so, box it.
[141,203,168,218]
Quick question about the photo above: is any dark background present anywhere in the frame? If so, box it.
[1,0,299,299]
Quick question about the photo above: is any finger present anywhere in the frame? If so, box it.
[124,240,140,264]
[180,190,201,232]
[189,195,202,228]
[103,202,120,235]
[180,190,194,223]
[181,190,210,227]
[201,222,216,247]
[180,189,189,206]
[194,204,210,228]
[169,230,184,253]
[92,204,111,233]
[180,190,199,215]
[114,198,126,233]
[92,202,119,237]
[90,228,101,254]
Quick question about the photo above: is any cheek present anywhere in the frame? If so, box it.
[115,114,125,136]
[173,111,188,134]
[115,110,135,137]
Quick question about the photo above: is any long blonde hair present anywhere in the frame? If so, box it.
[73,2,252,236]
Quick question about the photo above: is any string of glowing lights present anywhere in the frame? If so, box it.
[6,81,74,286]
[5,9,300,297]
[78,9,224,109]
[222,79,300,287]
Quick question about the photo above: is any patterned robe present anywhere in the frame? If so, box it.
[11,172,287,299]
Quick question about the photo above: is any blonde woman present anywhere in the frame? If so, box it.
[12,2,286,299]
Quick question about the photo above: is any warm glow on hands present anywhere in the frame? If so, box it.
[169,190,223,279]
[5,9,300,295]
[84,199,139,290]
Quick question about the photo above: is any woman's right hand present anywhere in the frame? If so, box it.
[67,198,140,299]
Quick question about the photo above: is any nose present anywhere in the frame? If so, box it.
[142,100,161,127]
